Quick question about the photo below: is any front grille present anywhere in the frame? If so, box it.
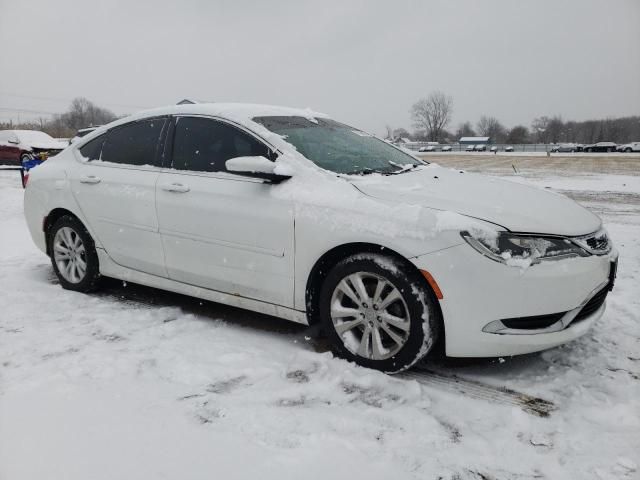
[501,312,566,330]
[573,287,608,322]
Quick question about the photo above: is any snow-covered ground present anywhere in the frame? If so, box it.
[1,161,639,479]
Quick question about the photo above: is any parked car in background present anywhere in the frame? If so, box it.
[70,126,102,144]
[441,145,452,152]
[583,142,617,153]
[473,144,487,152]
[551,143,581,153]
[616,142,640,153]
[0,130,67,166]
[490,146,498,153]
[418,145,437,152]
[504,146,514,152]
[23,102,618,373]
[465,144,475,152]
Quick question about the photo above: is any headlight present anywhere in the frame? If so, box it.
[461,231,590,265]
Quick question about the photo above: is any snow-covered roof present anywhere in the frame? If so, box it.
[459,136,490,142]
[117,103,330,126]
[13,130,55,143]
[78,103,332,154]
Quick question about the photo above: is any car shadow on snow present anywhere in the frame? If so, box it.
[45,268,561,388]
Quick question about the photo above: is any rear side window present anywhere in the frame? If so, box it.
[172,117,271,173]
[79,135,105,161]
[100,118,166,166]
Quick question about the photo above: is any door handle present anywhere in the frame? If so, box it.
[79,175,101,184]
[160,182,190,193]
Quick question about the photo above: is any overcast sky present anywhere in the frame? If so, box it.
[1,0,639,134]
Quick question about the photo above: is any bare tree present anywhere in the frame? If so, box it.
[455,121,476,139]
[531,116,551,143]
[506,125,529,144]
[410,91,453,142]
[546,116,564,143]
[476,115,507,143]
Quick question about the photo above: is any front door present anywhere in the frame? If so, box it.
[70,118,168,277]
[156,116,295,307]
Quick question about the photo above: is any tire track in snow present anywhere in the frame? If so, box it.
[400,368,556,417]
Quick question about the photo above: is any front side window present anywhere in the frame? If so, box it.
[172,117,271,173]
[253,116,422,175]
[99,118,166,166]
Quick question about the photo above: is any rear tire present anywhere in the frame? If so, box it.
[48,215,101,292]
[319,253,439,373]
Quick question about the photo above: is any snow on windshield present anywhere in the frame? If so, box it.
[253,116,422,175]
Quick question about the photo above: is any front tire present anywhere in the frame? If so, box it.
[319,253,439,373]
[48,215,101,292]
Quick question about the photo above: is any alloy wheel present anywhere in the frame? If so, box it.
[53,226,87,284]
[330,272,411,360]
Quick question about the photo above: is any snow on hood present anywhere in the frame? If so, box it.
[350,165,601,237]
[15,130,67,150]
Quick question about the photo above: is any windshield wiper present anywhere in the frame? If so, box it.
[348,167,386,175]
[388,162,420,175]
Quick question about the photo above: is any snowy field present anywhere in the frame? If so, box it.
[1,158,639,480]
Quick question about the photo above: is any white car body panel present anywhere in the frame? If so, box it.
[156,170,295,307]
[68,158,167,278]
[23,103,617,359]
[352,166,601,236]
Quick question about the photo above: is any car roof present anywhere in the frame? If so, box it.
[113,103,330,128]
[75,103,332,153]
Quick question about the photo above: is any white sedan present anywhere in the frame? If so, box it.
[23,103,618,372]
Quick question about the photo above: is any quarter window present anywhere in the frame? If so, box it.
[99,119,166,166]
[78,135,105,161]
[172,117,271,173]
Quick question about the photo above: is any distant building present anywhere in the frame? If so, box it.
[459,136,491,145]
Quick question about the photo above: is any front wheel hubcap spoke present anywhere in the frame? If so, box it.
[337,279,360,305]
[349,273,370,304]
[379,312,410,331]
[330,270,411,361]
[370,327,386,360]
[335,318,364,335]
[357,326,373,358]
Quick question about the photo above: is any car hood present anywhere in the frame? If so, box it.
[350,165,601,236]
[26,140,67,150]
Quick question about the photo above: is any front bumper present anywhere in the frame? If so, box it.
[411,243,618,357]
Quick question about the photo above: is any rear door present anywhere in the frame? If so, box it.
[156,115,295,307]
[70,118,169,277]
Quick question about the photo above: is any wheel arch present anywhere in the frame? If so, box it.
[304,242,444,333]
[44,208,86,256]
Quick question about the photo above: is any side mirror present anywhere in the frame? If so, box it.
[225,156,292,184]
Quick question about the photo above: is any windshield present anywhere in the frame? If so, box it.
[253,116,423,175]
